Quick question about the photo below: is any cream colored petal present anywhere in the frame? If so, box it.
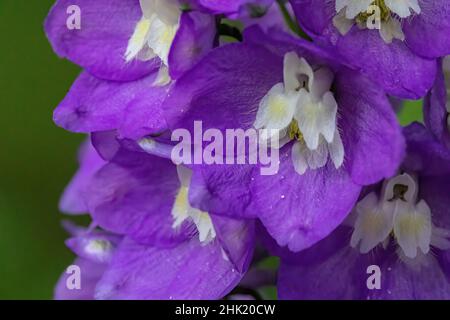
[393,200,432,258]
[125,17,152,62]
[291,141,308,175]
[328,129,344,169]
[385,0,421,18]
[350,192,394,253]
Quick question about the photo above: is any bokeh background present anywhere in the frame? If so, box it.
[0,0,422,299]
[1,0,83,299]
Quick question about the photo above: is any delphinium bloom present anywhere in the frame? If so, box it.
[45,0,217,82]
[163,26,404,252]
[424,57,450,149]
[46,0,447,301]
[289,0,450,98]
[55,222,121,300]
[46,0,279,139]
[276,123,450,299]
[45,0,216,139]
[55,134,255,299]
[46,0,296,300]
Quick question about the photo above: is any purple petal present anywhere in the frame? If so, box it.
[164,42,283,134]
[95,231,254,300]
[240,1,286,33]
[54,258,106,300]
[290,0,437,99]
[165,30,344,135]
[424,60,450,148]
[369,256,450,300]
[212,215,255,274]
[243,25,342,69]
[45,0,158,81]
[59,139,106,214]
[288,0,335,36]
[194,0,264,15]
[331,29,436,99]
[404,0,450,59]
[336,69,405,185]
[419,175,450,231]
[403,123,450,176]
[53,72,167,139]
[86,154,193,247]
[189,164,258,219]
[251,146,361,252]
[168,11,215,80]
[278,227,371,300]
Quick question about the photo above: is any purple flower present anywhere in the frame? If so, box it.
[46,0,279,139]
[55,134,256,299]
[45,0,215,81]
[54,222,120,300]
[163,27,405,252]
[57,224,255,300]
[46,0,215,138]
[289,0,450,99]
[52,71,170,139]
[276,123,450,299]
[424,57,450,149]
[46,0,449,300]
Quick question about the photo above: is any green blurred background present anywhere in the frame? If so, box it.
[0,0,83,299]
[0,0,423,299]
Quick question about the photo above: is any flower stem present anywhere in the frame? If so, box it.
[276,0,311,41]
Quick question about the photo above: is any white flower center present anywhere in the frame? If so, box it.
[351,173,450,260]
[171,166,216,244]
[254,52,344,175]
[125,0,181,84]
[84,238,114,263]
[333,0,421,43]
